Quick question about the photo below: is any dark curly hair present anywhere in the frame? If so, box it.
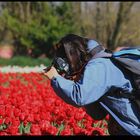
[53,34,103,77]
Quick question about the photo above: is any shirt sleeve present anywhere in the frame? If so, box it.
[51,58,111,107]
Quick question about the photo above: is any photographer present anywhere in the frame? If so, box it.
[43,34,140,135]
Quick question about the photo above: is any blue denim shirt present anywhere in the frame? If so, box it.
[51,57,140,135]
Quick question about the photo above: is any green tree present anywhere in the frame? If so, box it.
[0,2,79,58]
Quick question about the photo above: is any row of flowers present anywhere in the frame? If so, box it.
[0,65,46,73]
[0,72,110,135]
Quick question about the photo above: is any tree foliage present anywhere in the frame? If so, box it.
[0,2,79,58]
[0,1,139,58]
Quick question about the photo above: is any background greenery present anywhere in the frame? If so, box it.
[0,2,139,66]
[0,56,51,66]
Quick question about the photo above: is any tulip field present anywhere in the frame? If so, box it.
[0,66,110,135]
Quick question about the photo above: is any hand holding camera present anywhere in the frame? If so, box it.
[43,57,70,80]
[43,66,59,80]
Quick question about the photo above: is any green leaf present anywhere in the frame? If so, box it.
[0,125,3,131]
[92,121,101,128]
[56,123,65,136]
[77,119,85,128]
[2,124,7,129]
[19,122,24,134]
[24,122,31,134]
[0,123,7,131]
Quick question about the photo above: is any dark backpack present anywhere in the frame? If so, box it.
[104,47,140,109]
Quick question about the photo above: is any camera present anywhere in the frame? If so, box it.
[43,57,70,76]
[52,57,70,74]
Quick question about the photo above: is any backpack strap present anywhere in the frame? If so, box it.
[89,45,104,57]
[112,48,140,57]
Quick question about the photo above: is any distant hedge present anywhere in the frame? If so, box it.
[0,56,52,67]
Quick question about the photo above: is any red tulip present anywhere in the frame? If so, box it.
[0,72,109,135]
